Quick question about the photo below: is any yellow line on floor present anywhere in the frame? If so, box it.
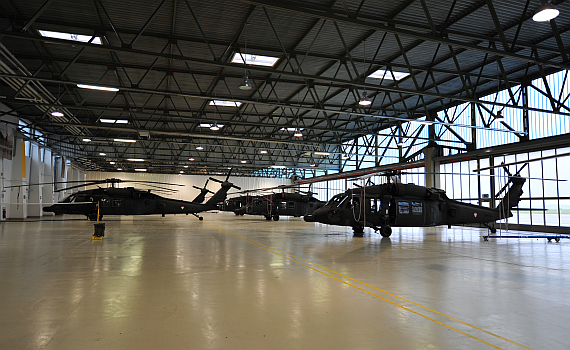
[206,222,533,350]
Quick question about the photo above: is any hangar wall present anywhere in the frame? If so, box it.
[85,172,292,202]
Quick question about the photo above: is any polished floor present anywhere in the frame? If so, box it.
[1,212,569,350]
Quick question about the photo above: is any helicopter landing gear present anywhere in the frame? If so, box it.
[265,215,272,220]
[88,213,98,221]
[380,225,392,237]
[191,213,203,221]
[352,226,364,237]
[272,215,280,221]
[484,223,497,234]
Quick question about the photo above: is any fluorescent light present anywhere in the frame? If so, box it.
[82,138,91,142]
[99,152,106,156]
[231,53,279,67]
[110,161,115,164]
[77,84,119,92]
[397,142,404,147]
[241,160,247,163]
[117,168,123,171]
[51,110,64,117]
[310,164,316,167]
[39,30,102,45]
[183,165,189,168]
[180,171,184,173]
[199,123,224,130]
[114,138,137,143]
[209,100,241,107]
[260,150,268,154]
[101,119,128,124]
[196,145,204,150]
[189,158,195,161]
[533,3,559,22]
[368,69,410,80]
[294,130,303,137]
[127,158,144,162]
[271,165,286,169]
[314,152,330,156]
[135,168,147,172]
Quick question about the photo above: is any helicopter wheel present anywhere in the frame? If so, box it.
[352,226,364,237]
[380,225,392,237]
[272,215,280,221]
[88,213,97,221]
[199,216,204,221]
[490,227,497,234]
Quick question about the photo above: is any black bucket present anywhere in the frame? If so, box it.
[93,223,105,237]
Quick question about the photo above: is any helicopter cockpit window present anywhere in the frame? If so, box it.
[398,201,410,215]
[100,198,110,207]
[112,199,122,208]
[412,201,423,215]
[326,195,345,208]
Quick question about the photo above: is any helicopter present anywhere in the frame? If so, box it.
[304,168,527,237]
[40,170,240,221]
[229,190,325,221]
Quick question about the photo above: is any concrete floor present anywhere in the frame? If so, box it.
[1,212,569,350]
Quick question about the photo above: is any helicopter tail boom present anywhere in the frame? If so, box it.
[496,176,526,219]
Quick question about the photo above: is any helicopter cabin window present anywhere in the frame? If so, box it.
[279,201,287,209]
[287,201,295,209]
[112,199,122,208]
[100,198,110,207]
[369,198,378,213]
[412,201,423,215]
[398,201,410,215]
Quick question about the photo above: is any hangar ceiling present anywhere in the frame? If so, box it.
[0,0,569,176]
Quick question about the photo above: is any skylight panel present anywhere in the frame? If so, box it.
[209,100,241,107]
[231,53,280,67]
[368,69,410,81]
[39,30,102,45]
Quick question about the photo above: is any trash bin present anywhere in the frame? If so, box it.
[93,223,105,238]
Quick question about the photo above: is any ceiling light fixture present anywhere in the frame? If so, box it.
[39,30,102,45]
[196,145,204,150]
[239,75,252,90]
[260,150,268,154]
[101,119,128,124]
[135,168,147,172]
[82,138,91,142]
[271,165,286,169]
[359,91,371,106]
[210,123,220,131]
[114,138,137,143]
[397,142,404,147]
[310,164,316,167]
[314,152,330,156]
[50,108,64,117]
[110,161,116,165]
[99,152,106,156]
[127,158,144,162]
[209,100,241,107]
[533,1,559,22]
[77,84,119,92]
[241,160,247,163]
[294,129,303,137]
[189,158,195,161]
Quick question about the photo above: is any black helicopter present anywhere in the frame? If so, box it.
[41,170,240,221]
[304,168,526,237]
[228,190,325,221]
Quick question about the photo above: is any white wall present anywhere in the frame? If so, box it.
[86,172,293,201]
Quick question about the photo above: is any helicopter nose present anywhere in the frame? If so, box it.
[304,213,316,222]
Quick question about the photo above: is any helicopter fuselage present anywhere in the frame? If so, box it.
[304,179,525,237]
